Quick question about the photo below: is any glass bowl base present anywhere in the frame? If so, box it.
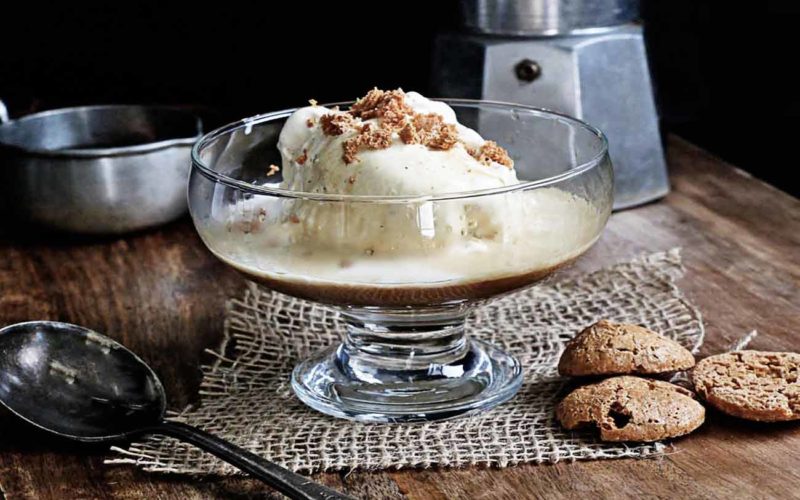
[291,339,523,423]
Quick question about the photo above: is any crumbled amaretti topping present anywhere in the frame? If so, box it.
[349,88,412,124]
[295,149,308,165]
[342,124,393,164]
[359,124,393,149]
[411,113,443,135]
[319,112,356,136]
[342,137,360,165]
[397,113,457,150]
[316,88,512,167]
[397,123,419,145]
[425,123,459,150]
[468,141,513,168]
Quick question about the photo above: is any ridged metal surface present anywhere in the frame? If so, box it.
[460,0,639,36]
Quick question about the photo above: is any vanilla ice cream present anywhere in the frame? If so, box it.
[256,90,530,253]
[277,92,517,196]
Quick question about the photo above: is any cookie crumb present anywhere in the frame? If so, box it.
[413,113,443,133]
[349,88,384,118]
[399,122,421,144]
[320,113,356,136]
[343,137,361,164]
[470,141,513,168]
[308,99,318,107]
[342,124,393,164]
[306,118,315,128]
[266,164,280,177]
[427,123,459,150]
[400,113,458,151]
[295,149,308,165]
[360,124,392,150]
[349,88,411,122]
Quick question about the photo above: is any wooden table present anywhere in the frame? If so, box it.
[1,137,798,499]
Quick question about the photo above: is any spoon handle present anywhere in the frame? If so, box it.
[153,420,354,500]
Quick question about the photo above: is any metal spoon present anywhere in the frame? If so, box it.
[0,321,352,500]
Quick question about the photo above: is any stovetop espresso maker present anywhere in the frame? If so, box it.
[433,0,669,209]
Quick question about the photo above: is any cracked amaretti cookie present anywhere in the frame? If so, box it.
[558,319,695,376]
[692,351,800,422]
[556,376,705,441]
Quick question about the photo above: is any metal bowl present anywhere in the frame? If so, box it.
[0,104,202,234]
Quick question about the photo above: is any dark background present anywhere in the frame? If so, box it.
[2,1,796,195]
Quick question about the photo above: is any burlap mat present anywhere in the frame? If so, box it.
[109,248,704,474]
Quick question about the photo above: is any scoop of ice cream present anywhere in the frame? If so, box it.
[261,89,523,254]
[277,91,517,196]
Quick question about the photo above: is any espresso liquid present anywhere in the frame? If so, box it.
[201,188,606,307]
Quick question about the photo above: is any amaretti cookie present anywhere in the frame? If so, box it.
[558,320,695,376]
[692,351,800,422]
[556,376,705,441]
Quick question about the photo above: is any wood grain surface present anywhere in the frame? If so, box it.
[1,136,798,499]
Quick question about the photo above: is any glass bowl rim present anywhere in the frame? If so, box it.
[190,98,609,203]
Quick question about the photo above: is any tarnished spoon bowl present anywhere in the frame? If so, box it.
[0,321,350,500]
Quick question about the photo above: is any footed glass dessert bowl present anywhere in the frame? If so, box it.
[188,92,613,422]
